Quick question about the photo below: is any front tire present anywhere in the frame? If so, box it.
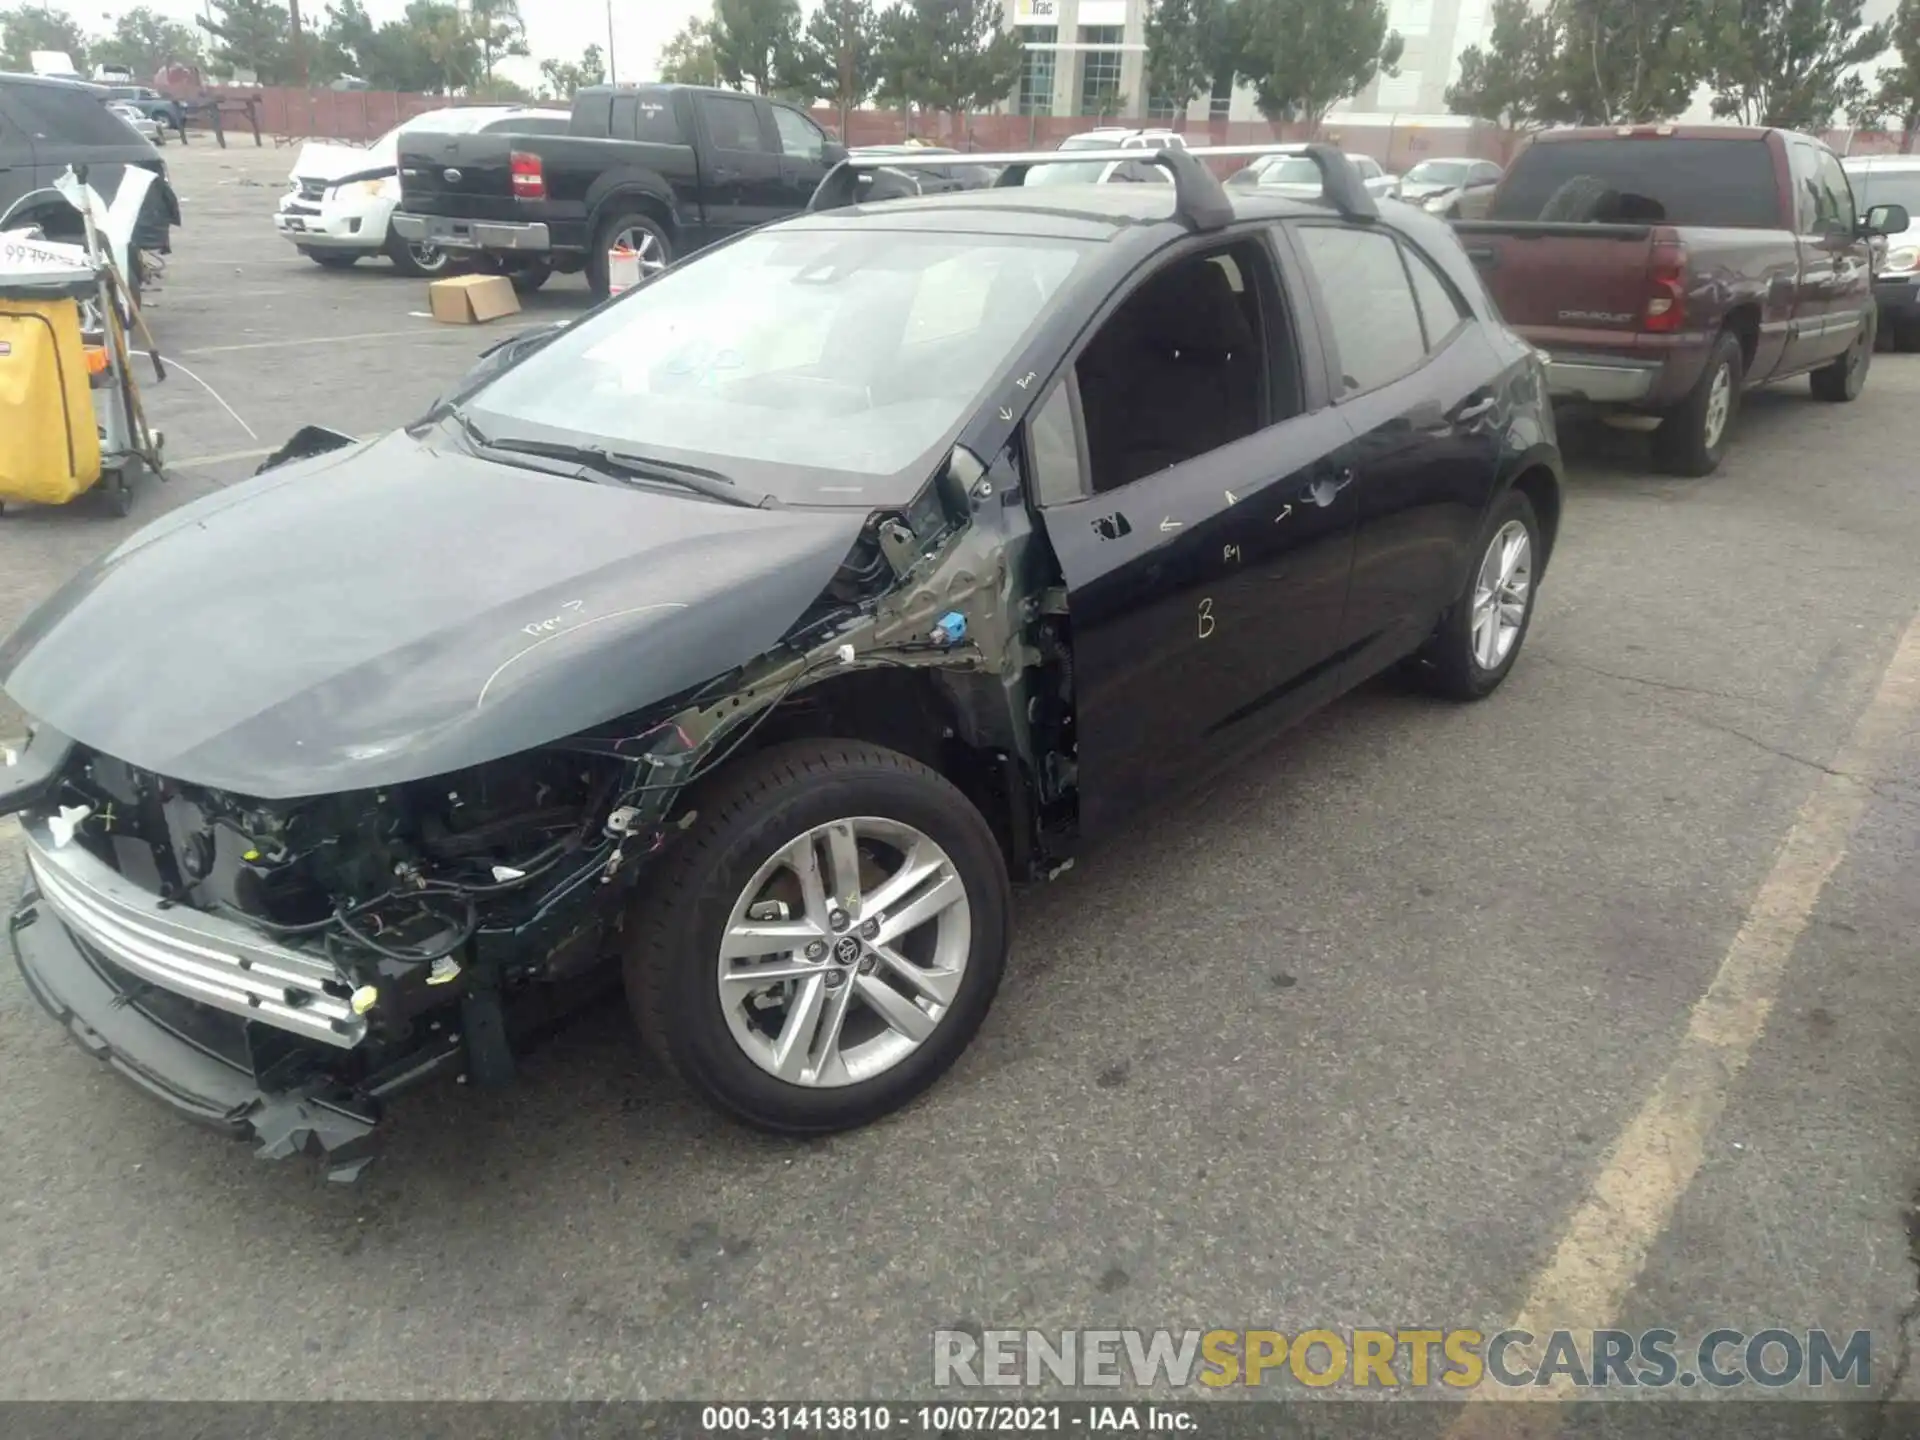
[1810,315,1873,402]
[509,259,552,294]
[1652,329,1743,477]
[1416,488,1541,701]
[384,227,454,278]
[625,740,1010,1133]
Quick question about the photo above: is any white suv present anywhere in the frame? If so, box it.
[1843,153,1920,351]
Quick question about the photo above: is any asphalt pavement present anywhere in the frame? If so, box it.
[1,141,1919,1416]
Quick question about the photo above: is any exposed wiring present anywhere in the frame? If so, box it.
[330,892,478,965]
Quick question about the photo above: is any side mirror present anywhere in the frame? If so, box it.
[822,140,848,165]
[1865,202,1910,237]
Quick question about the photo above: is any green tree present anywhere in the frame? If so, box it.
[1550,0,1705,124]
[712,0,802,93]
[657,15,722,84]
[1855,0,1920,148]
[1445,0,1560,129]
[1704,0,1888,131]
[795,0,880,126]
[1144,0,1247,124]
[471,0,528,85]
[0,5,91,72]
[1240,0,1403,135]
[872,0,1023,120]
[91,7,203,79]
[315,0,376,80]
[541,42,608,97]
[405,0,481,92]
[197,0,295,83]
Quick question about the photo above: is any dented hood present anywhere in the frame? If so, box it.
[0,431,868,799]
[289,139,393,185]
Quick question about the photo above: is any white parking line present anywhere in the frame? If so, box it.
[1445,603,1920,1429]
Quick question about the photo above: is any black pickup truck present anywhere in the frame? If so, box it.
[390,82,848,295]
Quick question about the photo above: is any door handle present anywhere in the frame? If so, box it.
[712,166,737,183]
[1453,395,1498,426]
[1299,467,1355,507]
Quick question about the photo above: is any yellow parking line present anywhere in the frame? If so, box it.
[1446,603,1920,1431]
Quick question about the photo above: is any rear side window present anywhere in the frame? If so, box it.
[635,95,682,143]
[6,83,143,146]
[1490,138,1780,228]
[698,93,768,153]
[1293,225,1428,395]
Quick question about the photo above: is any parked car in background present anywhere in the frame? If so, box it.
[105,84,187,141]
[1022,127,1186,187]
[849,144,1001,198]
[107,100,162,146]
[277,105,570,277]
[392,83,848,296]
[1843,154,1920,352]
[1227,147,1397,199]
[1455,125,1904,476]
[1397,157,1503,217]
[0,72,179,305]
[1,144,1561,1174]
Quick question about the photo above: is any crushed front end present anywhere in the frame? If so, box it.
[6,725,656,1180]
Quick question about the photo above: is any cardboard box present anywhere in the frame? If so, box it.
[428,273,521,325]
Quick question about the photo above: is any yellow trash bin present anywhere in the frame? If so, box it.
[0,288,104,508]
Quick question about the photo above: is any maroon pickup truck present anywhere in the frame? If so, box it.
[1454,126,1909,475]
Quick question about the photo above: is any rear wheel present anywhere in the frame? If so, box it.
[1652,330,1743,477]
[1415,488,1541,701]
[625,739,1010,1133]
[1810,316,1873,402]
[588,211,671,297]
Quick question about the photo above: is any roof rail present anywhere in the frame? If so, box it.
[1180,143,1379,222]
[805,140,1378,231]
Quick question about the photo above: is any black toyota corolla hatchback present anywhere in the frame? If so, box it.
[1,145,1563,1178]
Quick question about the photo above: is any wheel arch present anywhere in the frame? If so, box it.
[1506,456,1563,574]
[584,177,680,244]
[710,666,1038,879]
[1722,300,1762,374]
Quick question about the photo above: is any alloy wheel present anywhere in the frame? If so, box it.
[613,227,667,277]
[1470,520,1533,671]
[1703,361,1733,451]
[717,817,972,1088]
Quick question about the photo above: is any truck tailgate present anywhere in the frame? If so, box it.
[398,132,520,220]
[1452,220,1656,336]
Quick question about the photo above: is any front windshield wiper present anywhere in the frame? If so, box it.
[446,414,774,509]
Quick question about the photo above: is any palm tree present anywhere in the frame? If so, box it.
[470,0,526,84]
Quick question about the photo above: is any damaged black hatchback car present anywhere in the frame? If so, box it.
[1,145,1563,1177]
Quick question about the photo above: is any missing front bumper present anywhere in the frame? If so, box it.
[9,882,462,1181]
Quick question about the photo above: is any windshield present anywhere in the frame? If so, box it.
[1254,156,1321,185]
[1405,161,1469,186]
[464,227,1091,505]
[1849,169,1920,224]
[1025,161,1110,185]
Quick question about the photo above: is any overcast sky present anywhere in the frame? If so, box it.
[89,0,791,86]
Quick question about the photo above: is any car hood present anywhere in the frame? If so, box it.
[0,430,871,800]
[290,140,392,185]
[1399,181,1459,201]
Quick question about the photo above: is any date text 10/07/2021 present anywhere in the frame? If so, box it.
[700,1405,1195,1434]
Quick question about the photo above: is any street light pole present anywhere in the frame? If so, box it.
[607,0,618,83]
